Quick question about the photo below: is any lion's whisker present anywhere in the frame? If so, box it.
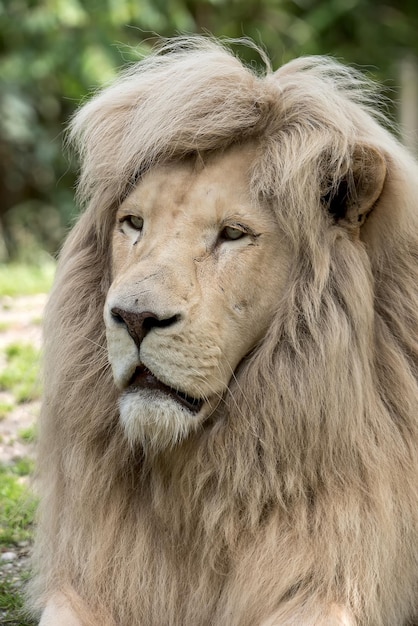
[81,335,108,352]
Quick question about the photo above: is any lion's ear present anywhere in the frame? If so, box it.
[322,144,386,228]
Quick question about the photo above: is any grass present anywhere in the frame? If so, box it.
[18,426,37,445]
[0,262,48,625]
[0,403,14,421]
[0,463,36,546]
[0,262,54,297]
[0,576,35,626]
[0,344,41,404]
[0,462,37,626]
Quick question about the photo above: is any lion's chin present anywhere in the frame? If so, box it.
[119,390,204,450]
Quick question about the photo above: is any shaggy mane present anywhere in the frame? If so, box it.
[30,37,418,626]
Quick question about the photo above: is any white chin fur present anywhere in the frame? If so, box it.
[119,390,201,450]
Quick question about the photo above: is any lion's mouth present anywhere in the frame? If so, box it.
[127,366,204,414]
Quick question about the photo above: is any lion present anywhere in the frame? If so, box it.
[29,37,418,625]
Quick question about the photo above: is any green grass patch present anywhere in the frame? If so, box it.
[0,576,35,625]
[0,463,36,546]
[0,344,41,403]
[0,402,14,421]
[0,461,36,625]
[0,262,55,297]
[18,426,37,445]
[13,458,34,478]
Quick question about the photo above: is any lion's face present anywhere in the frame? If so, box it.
[104,144,289,447]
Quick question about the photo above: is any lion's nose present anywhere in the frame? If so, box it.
[110,307,181,349]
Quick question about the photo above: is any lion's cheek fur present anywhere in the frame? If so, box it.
[140,332,227,392]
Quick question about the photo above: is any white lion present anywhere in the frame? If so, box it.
[30,38,418,626]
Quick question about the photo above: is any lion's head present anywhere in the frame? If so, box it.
[104,133,385,450]
[31,38,418,626]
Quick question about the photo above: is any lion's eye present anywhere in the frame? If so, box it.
[122,215,144,231]
[220,226,246,241]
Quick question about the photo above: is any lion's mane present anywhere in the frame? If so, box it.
[30,38,418,625]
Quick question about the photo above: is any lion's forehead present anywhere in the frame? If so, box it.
[120,144,268,229]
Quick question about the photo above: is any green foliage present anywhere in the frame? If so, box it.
[0,262,54,296]
[0,343,41,404]
[1,0,418,260]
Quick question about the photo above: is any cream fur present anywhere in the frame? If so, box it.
[29,37,418,626]
[39,593,82,626]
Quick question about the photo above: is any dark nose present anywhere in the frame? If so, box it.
[110,307,180,349]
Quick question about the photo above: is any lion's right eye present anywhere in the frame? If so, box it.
[221,226,245,241]
[120,215,144,231]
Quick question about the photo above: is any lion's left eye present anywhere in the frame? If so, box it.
[220,226,246,241]
[121,215,144,231]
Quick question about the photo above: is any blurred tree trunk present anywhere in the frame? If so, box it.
[0,142,18,261]
[400,56,418,156]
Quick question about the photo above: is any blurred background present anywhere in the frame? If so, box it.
[1,0,418,263]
